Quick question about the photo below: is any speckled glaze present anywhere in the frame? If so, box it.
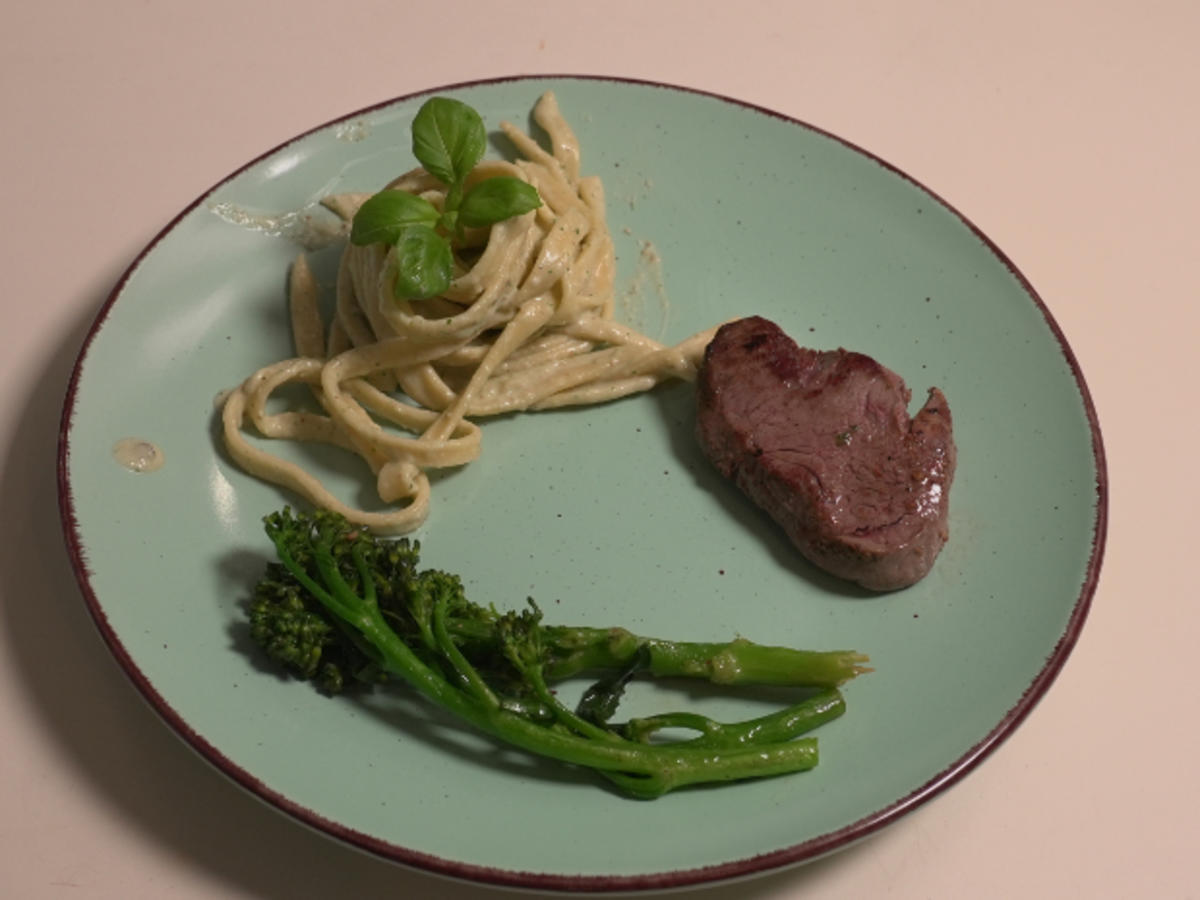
[57,76,1105,892]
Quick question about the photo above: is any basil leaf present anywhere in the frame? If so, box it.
[350,190,439,246]
[459,177,542,228]
[390,225,453,300]
[411,97,486,189]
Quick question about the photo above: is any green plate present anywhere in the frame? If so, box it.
[57,76,1106,892]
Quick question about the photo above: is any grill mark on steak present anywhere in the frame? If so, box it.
[695,316,956,591]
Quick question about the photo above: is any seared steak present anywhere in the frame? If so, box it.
[695,316,955,591]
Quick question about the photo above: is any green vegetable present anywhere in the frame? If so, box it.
[349,96,542,300]
[248,507,870,798]
[348,190,439,246]
[410,95,487,187]
[457,175,541,228]
[390,224,455,302]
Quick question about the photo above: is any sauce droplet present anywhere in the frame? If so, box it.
[113,438,165,473]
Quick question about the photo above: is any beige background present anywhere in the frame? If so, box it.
[3,1,1196,897]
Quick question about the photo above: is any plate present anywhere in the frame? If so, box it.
[57,76,1106,891]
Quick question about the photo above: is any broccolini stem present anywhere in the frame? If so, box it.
[648,639,871,686]
[432,592,499,708]
[623,687,846,749]
[600,737,819,798]
[348,602,827,797]
[518,659,622,744]
[541,627,871,688]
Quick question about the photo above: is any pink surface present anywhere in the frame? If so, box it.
[3,2,1196,897]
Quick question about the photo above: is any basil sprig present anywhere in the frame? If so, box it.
[350,97,542,300]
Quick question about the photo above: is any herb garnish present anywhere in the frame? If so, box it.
[350,97,543,300]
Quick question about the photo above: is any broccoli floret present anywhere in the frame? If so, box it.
[248,562,379,694]
[246,507,869,797]
[247,513,429,693]
[248,564,337,677]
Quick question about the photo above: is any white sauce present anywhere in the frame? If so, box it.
[113,438,165,473]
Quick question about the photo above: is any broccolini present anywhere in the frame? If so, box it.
[248,507,870,798]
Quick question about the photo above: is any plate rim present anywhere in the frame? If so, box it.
[55,73,1108,893]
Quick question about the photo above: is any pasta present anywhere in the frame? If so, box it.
[221,92,718,533]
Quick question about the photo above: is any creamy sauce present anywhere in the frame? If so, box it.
[619,238,670,338]
[113,438,165,473]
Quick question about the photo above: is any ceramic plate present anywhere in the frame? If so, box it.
[58,76,1106,892]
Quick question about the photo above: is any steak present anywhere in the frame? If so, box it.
[695,316,955,591]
